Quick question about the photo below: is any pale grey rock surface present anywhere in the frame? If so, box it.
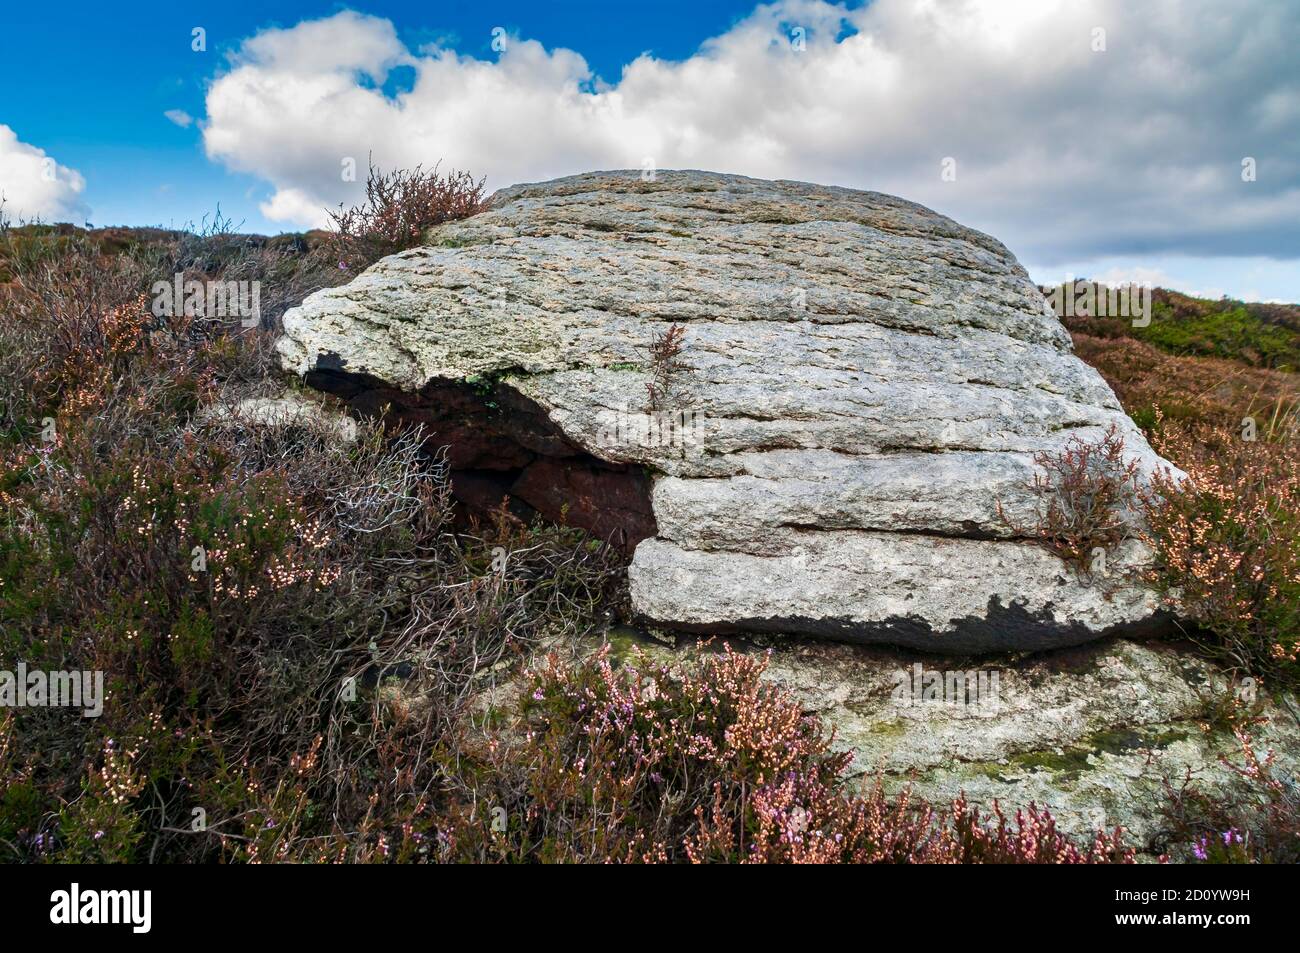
[601,629,1300,858]
[278,170,1179,651]
[197,390,358,444]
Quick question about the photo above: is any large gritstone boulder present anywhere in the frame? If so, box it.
[277,170,1177,652]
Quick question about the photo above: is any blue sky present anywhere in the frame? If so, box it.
[0,1,760,232]
[2,0,1298,301]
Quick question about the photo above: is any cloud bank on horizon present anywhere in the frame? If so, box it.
[0,124,89,223]
[5,0,1298,296]
[200,0,1300,268]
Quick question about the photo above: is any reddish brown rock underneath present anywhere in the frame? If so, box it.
[303,367,656,551]
[510,456,655,551]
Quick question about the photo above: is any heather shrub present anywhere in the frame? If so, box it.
[1155,727,1300,863]
[0,215,339,432]
[0,198,627,862]
[438,645,1132,864]
[999,423,1141,572]
[1071,333,1299,432]
[1140,416,1300,686]
[328,160,487,271]
[161,209,341,353]
[1071,315,1299,683]
[0,234,160,428]
[0,383,624,862]
[644,322,689,412]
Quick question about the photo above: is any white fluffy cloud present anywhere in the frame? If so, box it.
[0,124,89,223]
[202,1,1300,268]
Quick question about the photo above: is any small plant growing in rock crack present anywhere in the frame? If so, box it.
[999,423,1142,575]
[1150,726,1300,863]
[644,322,689,413]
